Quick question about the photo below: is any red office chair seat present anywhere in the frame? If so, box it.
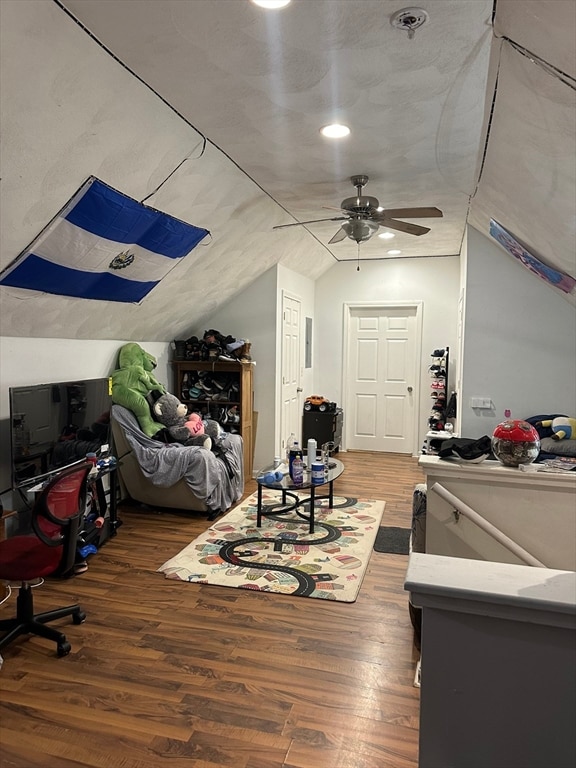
[0,463,92,658]
[0,536,64,581]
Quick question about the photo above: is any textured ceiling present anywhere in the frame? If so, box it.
[1,0,574,342]
[60,0,494,263]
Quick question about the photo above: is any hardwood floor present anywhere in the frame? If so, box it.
[0,451,425,768]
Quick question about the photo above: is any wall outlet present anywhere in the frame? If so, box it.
[470,397,493,409]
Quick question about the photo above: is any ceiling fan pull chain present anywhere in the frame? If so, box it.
[357,243,361,272]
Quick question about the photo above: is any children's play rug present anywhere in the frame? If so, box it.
[158,491,385,602]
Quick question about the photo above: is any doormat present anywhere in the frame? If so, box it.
[158,491,385,602]
[373,526,411,554]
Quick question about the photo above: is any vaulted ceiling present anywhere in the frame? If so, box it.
[0,0,574,341]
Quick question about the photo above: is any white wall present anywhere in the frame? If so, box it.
[0,337,170,505]
[460,226,576,437]
[194,266,278,473]
[314,256,461,453]
[200,263,315,473]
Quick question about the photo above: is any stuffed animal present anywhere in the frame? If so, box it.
[538,417,576,441]
[152,393,212,449]
[111,343,167,437]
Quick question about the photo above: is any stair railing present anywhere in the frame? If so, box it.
[429,482,547,568]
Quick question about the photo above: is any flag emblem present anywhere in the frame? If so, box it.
[109,251,136,270]
[0,177,209,303]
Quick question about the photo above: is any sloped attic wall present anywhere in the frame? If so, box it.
[0,0,333,342]
[460,226,576,437]
[468,0,576,304]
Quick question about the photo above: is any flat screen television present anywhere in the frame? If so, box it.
[9,377,112,489]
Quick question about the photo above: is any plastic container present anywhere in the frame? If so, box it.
[289,441,303,477]
[291,455,304,485]
[307,438,317,464]
[311,462,325,484]
[286,433,296,463]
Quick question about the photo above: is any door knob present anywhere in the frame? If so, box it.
[407,386,413,393]
[297,387,303,393]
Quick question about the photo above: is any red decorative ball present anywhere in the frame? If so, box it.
[491,420,541,467]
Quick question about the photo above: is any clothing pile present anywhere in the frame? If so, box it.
[184,329,252,363]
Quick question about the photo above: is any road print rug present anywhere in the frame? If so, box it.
[158,491,385,602]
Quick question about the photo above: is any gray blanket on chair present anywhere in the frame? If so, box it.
[111,404,244,512]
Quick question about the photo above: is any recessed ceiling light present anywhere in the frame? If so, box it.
[378,231,395,240]
[320,123,350,139]
[387,249,402,255]
[251,0,291,8]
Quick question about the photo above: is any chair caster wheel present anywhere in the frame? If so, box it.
[73,610,86,624]
[57,641,71,657]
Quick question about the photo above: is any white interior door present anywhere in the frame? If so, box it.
[280,293,302,456]
[345,304,420,453]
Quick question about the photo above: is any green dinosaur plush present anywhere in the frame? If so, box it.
[111,343,167,436]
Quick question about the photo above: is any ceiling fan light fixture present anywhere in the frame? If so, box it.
[378,231,395,240]
[320,123,350,139]
[250,0,291,9]
[342,219,379,243]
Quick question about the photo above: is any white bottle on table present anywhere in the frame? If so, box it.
[307,438,317,466]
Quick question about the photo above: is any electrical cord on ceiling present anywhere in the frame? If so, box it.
[469,35,502,198]
[471,20,575,202]
[140,136,207,204]
[499,36,576,91]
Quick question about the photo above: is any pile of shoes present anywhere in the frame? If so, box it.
[181,371,240,403]
[428,349,447,430]
[183,330,253,363]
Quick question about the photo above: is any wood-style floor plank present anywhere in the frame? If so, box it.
[0,450,424,767]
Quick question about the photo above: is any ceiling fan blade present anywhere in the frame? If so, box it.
[273,216,347,230]
[379,207,443,219]
[379,218,431,236]
[328,227,348,244]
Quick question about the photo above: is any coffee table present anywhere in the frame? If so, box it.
[256,458,344,533]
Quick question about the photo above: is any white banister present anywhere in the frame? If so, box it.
[429,481,547,568]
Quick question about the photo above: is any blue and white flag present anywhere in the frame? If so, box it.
[0,177,209,303]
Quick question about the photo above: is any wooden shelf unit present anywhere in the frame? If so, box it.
[172,360,254,478]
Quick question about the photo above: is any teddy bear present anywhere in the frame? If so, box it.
[538,416,576,441]
[152,393,212,449]
[111,343,166,437]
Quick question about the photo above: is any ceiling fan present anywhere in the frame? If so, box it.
[273,175,443,244]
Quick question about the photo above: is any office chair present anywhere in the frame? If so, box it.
[0,462,92,657]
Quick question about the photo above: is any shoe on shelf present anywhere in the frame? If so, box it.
[238,341,252,363]
[227,406,240,424]
[212,376,230,391]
